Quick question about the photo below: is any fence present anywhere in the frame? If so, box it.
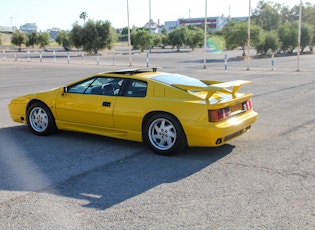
[1,48,314,72]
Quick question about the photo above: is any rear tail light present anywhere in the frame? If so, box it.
[208,99,253,122]
[208,107,230,122]
[242,99,253,111]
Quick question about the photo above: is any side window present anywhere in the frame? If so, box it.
[67,77,123,96]
[67,78,95,94]
[89,77,123,96]
[122,80,147,97]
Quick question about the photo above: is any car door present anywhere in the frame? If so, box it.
[55,77,119,128]
[113,79,149,132]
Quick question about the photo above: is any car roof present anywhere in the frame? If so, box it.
[96,68,209,88]
[108,68,158,75]
[98,68,161,80]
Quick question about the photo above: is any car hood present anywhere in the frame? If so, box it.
[10,87,61,104]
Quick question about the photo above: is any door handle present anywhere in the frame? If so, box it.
[102,102,111,107]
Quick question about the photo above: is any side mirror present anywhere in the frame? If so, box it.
[60,87,67,96]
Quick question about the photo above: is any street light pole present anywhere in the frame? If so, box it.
[297,0,302,72]
[149,0,151,22]
[127,0,132,67]
[203,0,207,69]
[247,0,251,70]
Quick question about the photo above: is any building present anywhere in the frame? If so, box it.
[165,16,247,32]
[48,27,61,40]
[20,23,37,33]
[144,19,165,33]
[164,21,179,32]
[0,26,16,33]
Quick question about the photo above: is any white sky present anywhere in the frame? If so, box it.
[0,0,313,31]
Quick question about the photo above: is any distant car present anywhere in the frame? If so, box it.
[8,68,258,155]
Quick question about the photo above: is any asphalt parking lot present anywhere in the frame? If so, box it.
[0,50,315,229]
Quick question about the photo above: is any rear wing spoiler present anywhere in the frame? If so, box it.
[172,80,252,100]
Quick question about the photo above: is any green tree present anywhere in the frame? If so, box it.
[221,20,238,50]
[289,4,302,22]
[55,30,72,51]
[310,33,315,51]
[0,34,2,45]
[252,0,281,31]
[11,30,26,51]
[152,33,162,48]
[278,22,298,53]
[26,31,37,47]
[256,30,280,55]
[286,2,315,23]
[160,27,169,48]
[130,28,152,52]
[186,26,204,51]
[36,32,50,50]
[301,3,315,51]
[303,2,315,25]
[279,4,292,24]
[119,27,129,41]
[80,12,88,26]
[80,19,116,53]
[168,26,188,51]
[161,27,168,35]
[300,23,314,52]
[280,2,315,23]
[70,22,83,49]
[224,21,264,56]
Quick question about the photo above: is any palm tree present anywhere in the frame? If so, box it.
[79,12,88,26]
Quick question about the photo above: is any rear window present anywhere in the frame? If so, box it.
[152,74,207,87]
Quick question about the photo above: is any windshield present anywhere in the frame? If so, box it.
[152,74,207,87]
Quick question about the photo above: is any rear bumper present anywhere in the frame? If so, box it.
[185,110,258,147]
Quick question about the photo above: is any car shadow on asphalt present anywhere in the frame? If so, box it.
[0,126,234,210]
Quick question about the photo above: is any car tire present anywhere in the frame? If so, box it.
[27,101,57,136]
[143,113,187,156]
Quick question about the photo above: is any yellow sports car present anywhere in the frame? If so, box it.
[8,68,258,155]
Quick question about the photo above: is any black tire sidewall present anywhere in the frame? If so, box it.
[26,102,56,136]
[144,113,187,155]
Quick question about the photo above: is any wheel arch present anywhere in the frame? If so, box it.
[142,111,186,140]
[142,110,188,155]
[26,99,56,123]
[26,99,57,135]
[26,99,48,113]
